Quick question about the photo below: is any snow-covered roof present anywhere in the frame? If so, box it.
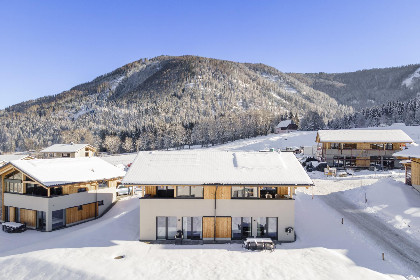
[316,129,413,143]
[393,145,420,159]
[8,157,125,187]
[276,120,292,128]
[123,150,313,186]
[0,154,31,162]
[40,143,95,153]
[101,153,138,167]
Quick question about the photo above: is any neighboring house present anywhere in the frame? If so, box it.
[0,157,124,231]
[123,150,313,242]
[394,145,420,192]
[274,120,298,134]
[316,129,413,169]
[40,143,96,159]
[0,154,34,168]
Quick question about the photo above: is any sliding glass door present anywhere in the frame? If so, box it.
[232,217,252,240]
[257,217,278,239]
[156,216,177,240]
[182,217,202,239]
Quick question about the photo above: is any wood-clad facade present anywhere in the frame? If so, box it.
[0,163,121,231]
[316,133,410,169]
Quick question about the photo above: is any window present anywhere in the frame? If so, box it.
[344,156,356,167]
[25,183,48,196]
[333,156,344,167]
[98,200,104,206]
[156,186,175,198]
[370,144,384,150]
[4,171,23,194]
[259,187,276,198]
[370,156,381,167]
[52,209,65,230]
[177,186,203,198]
[342,143,357,150]
[98,182,107,188]
[257,217,278,239]
[62,153,70,157]
[232,217,252,240]
[182,217,202,239]
[85,152,89,157]
[78,188,87,193]
[78,205,83,211]
[385,143,394,150]
[50,187,62,196]
[156,216,177,240]
[331,143,340,149]
[232,187,258,198]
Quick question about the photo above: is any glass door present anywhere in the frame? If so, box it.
[182,217,202,240]
[156,216,177,240]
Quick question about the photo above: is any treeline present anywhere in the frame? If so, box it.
[328,96,420,129]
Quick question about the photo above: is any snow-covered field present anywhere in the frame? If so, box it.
[1,125,420,280]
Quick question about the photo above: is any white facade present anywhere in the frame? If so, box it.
[139,198,296,242]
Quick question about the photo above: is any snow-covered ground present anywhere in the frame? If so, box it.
[1,125,420,279]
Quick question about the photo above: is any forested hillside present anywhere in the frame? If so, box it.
[0,55,350,153]
[291,64,420,110]
[328,96,420,129]
[1,56,419,154]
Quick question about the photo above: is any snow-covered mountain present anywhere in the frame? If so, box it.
[0,55,419,153]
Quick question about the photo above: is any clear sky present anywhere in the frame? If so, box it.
[1,0,419,109]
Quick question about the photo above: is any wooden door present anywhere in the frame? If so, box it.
[202,217,232,239]
[9,207,16,222]
[20,209,37,228]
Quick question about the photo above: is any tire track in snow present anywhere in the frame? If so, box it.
[319,193,420,276]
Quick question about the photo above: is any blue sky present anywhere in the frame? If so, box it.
[1,0,419,109]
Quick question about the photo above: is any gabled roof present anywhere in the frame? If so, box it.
[122,150,313,186]
[40,143,95,153]
[276,120,293,128]
[6,157,125,187]
[393,145,420,159]
[316,129,413,143]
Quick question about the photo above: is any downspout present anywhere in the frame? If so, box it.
[95,182,98,219]
[214,185,218,242]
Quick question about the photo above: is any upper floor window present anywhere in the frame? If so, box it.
[385,143,393,150]
[176,186,203,198]
[330,143,340,149]
[232,186,258,198]
[342,143,357,150]
[370,144,384,150]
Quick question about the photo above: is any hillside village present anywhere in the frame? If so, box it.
[0,123,419,279]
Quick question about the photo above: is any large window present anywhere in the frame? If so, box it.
[5,171,23,194]
[232,217,252,240]
[182,217,202,239]
[232,187,258,198]
[344,156,356,167]
[342,143,357,150]
[26,183,48,196]
[259,187,277,199]
[330,143,340,149]
[156,216,177,240]
[333,156,344,167]
[370,144,384,150]
[157,186,175,198]
[385,143,394,150]
[52,209,65,230]
[177,186,203,198]
[257,217,278,239]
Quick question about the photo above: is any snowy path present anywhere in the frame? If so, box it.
[319,193,420,275]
